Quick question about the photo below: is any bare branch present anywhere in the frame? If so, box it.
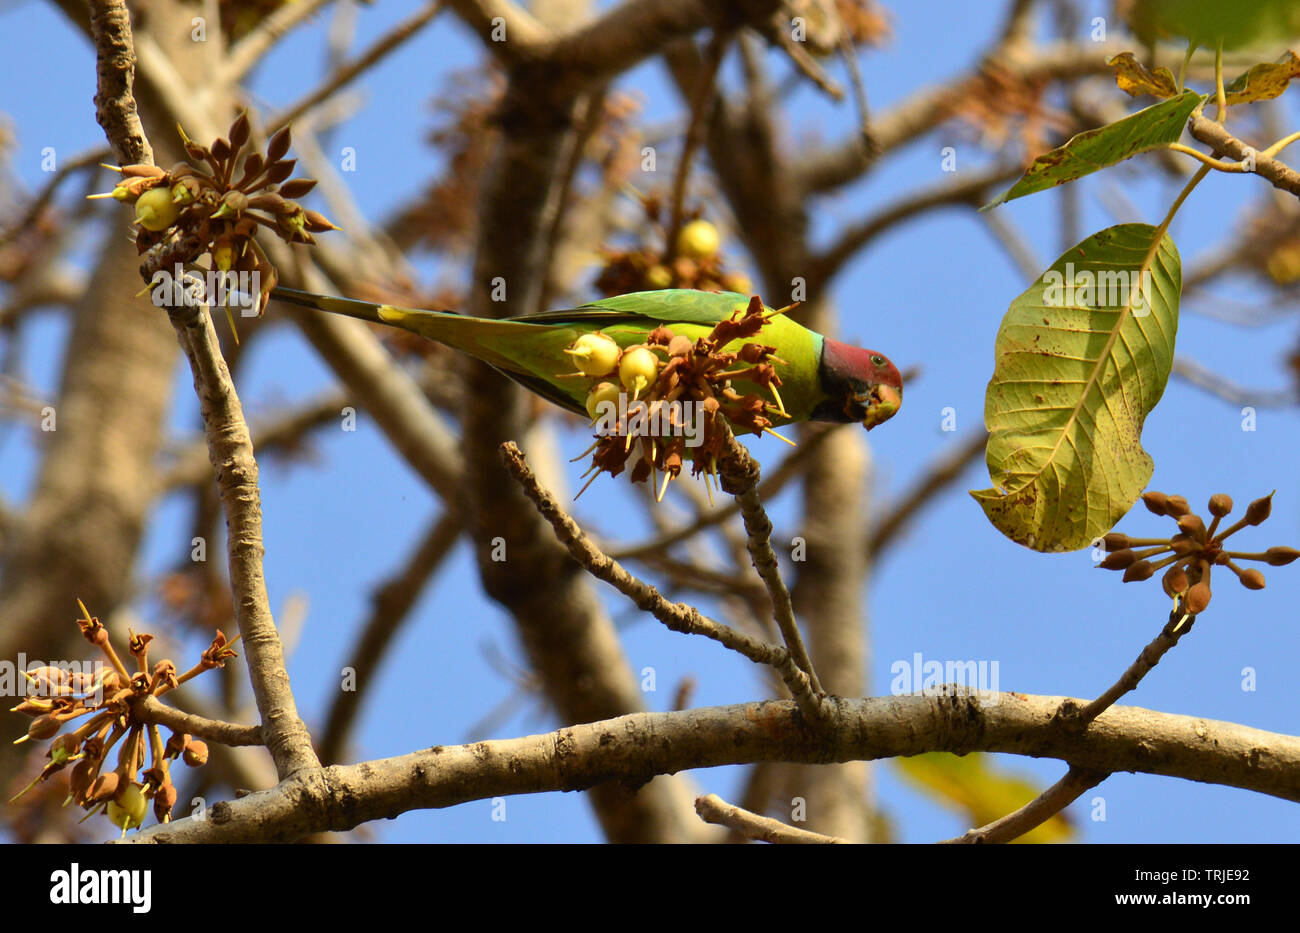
[0,147,108,249]
[608,425,841,561]
[695,792,848,843]
[444,0,549,56]
[1189,112,1300,202]
[218,0,334,89]
[499,442,822,716]
[268,2,446,133]
[121,692,1300,842]
[941,765,1107,844]
[132,696,264,748]
[166,291,320,778]
[811,164,1022,287]
[717,434,825,701]
[797,39,1129,195]
[88,0,152,164]
[1172,356,1296,409]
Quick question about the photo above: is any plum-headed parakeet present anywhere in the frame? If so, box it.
[271,287,903,435]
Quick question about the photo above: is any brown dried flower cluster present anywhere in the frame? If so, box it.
[9,601,238,836]
[568,296,790,501]
[1100,491,1299,615]
[91,112,338,323]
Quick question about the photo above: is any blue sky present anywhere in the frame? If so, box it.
[3,0,1299,842]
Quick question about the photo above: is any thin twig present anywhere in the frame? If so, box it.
[0,148,109,248]
[218,0,334,89]
[1065,608,1195,728]
[695,792,848,843]
[716,433,824,698]
[1172,356,1296,408]
[499,442,824,718]
[774,27,843,99]
[811,164,1022,287]
[268,2,445,133]
[132,696,264,748]
[979,207,1042,280]
[166,283,321,778]
[940,765,1107,844]
[664,30,729,263]
[838,32,875,153]
[1189,111,1300,201]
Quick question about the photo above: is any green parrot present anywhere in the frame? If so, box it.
[270,287,902,432]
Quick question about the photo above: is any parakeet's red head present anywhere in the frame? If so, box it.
[812,338,903,431]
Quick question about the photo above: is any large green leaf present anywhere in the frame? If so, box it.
[971,224,1181,552]
[981,91,1205,211]
[1128,0,1300,51]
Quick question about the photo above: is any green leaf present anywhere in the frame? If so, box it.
[895,753,1076,844]
[971,224,1181,552]
[981,91,1205,211]
[1128,0,1300,51]
[1224,51,1300,105]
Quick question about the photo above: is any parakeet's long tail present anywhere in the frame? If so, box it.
[270,285,554,375]
[272,286,422,327]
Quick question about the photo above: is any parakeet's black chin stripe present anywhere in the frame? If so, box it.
[809,396,863,424]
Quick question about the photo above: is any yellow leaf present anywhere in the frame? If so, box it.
[896,753,1076,844]
[1108,52,1179,99]
[1224,52,1300,106]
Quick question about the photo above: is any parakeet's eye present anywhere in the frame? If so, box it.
[870,355,885,367]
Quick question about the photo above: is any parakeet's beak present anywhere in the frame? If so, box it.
[861,383,901,431]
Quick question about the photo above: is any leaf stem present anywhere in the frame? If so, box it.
[1214,41,1226,122]
[1164,143,1248,173]
[1260,129,1300,160]
[1177,42,1195,93]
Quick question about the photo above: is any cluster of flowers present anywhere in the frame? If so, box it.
[92,112,337,325]
[563,296,790,500]
[10,602,238,836]
[1100,491,1299,615]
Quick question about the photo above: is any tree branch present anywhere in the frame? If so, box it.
[500,442,822,717]
[1188,111,1300,202]
[88,0,152,165]
[268,2,446,133]
[694,792,847,843]
[121,692,1300,842]
[941,765,1107,844]
[132,695,264,748]
[166,291,320,778]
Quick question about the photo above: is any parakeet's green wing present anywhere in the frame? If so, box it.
[498,290,762,416]
[508,289,757,326]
